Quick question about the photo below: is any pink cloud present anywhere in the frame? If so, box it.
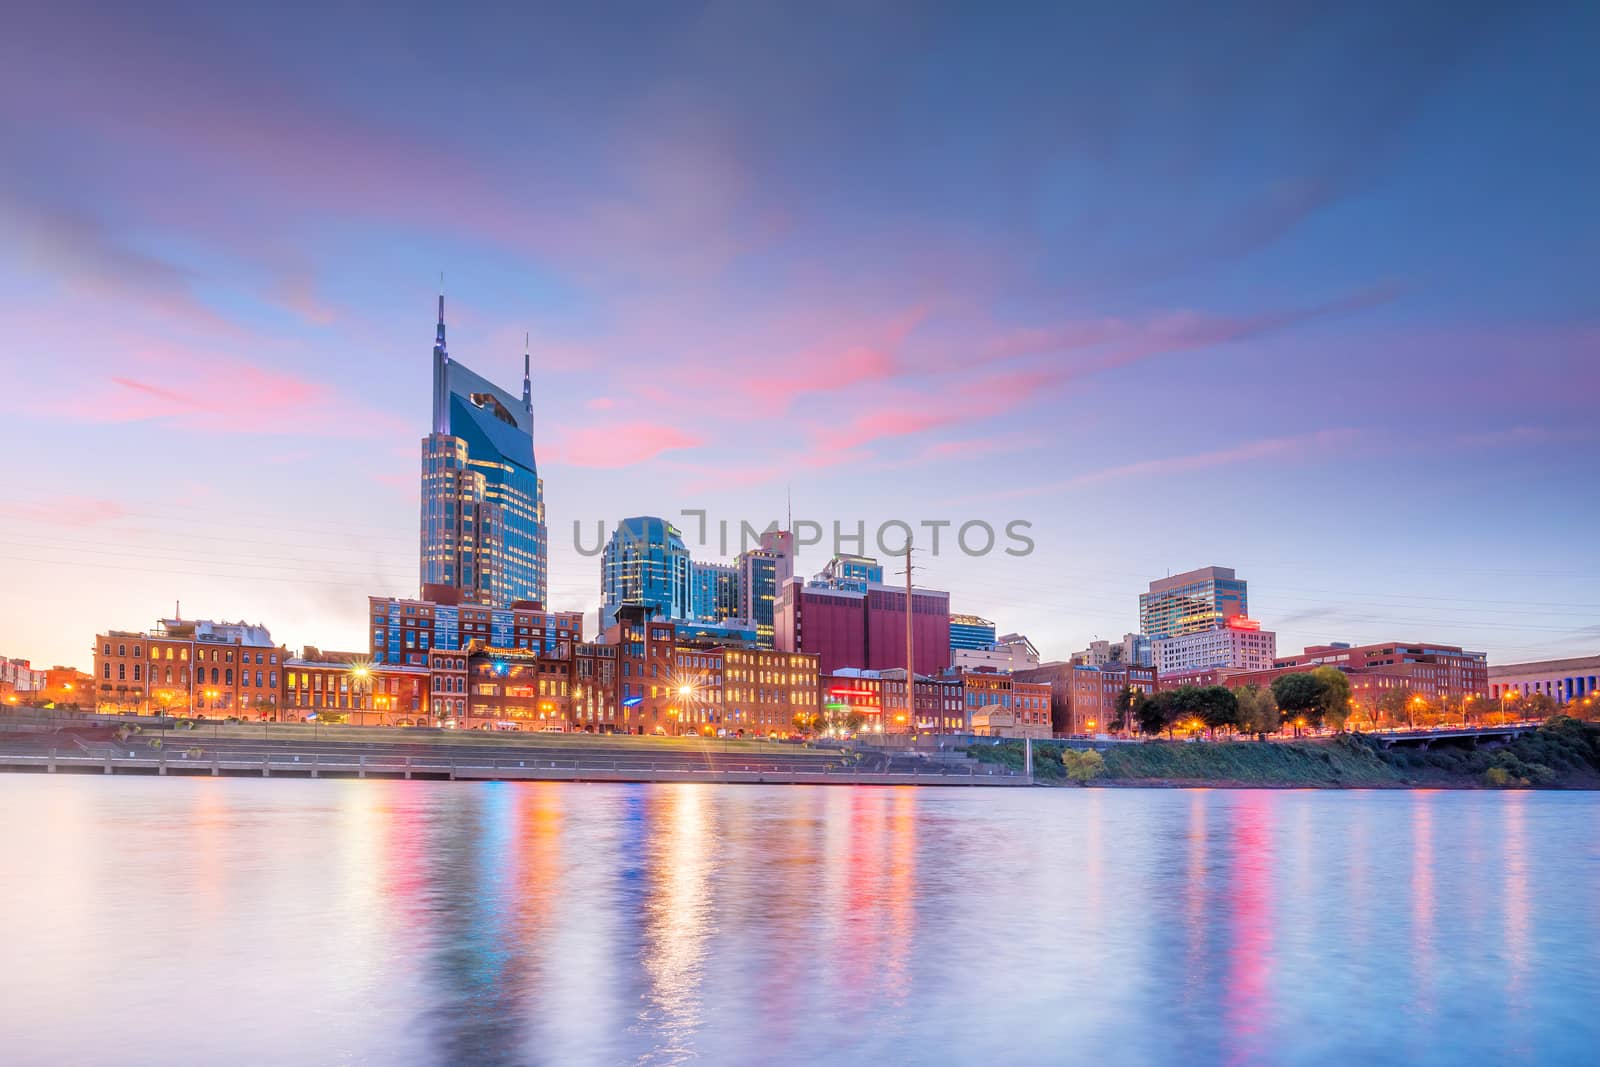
[551,421,703,469]
[586,396,616,410]
[989,428,1363,499]
[39,343,408,439]
[1,496,130,527]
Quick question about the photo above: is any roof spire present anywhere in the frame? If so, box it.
[521,331,533,411]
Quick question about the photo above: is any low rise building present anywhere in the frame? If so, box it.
[1,658,46,694]
[1274,640,1487,703]
[1154,617,1275,675]
[1487,654,1599,703]
[1016,661,1158,736]
[94,617,287,717]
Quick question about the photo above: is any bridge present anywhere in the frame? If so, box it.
[1364,723,1541,749]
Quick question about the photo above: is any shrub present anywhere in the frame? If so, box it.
[1061,749,1105,783]
[1484,766,1511,787]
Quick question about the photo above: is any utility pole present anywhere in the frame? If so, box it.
[899,544,915,737]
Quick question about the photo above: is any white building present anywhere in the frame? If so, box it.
[952,633,1040,674]
[1073,633,1152,668]
[1,657,46,692]
[1488,654,1600,703]
[1153,619,1276,675]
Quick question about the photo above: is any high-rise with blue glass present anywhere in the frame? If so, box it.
[420,291,548,608]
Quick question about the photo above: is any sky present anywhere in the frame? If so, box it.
[1,1,1596,671]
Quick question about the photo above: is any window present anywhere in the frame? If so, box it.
[225,669,233,685]
[211,667,220,684]
[103,663,110,679]
[268,672,276,687]
[103,642,111,655]
[118,644,126,657]
[117,664,125,681]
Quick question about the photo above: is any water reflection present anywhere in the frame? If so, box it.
[638,784,711,1061]
[0,780,1597,1066]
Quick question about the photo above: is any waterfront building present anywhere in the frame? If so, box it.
[39,666,94,708]
[421,294,548,608]
[1274,640,1487,702]
[572,642,619,730]
[721,646,820,736]
[1016,661,1158,736]
[1487,654,1600,703]
[670,643,726,733]
[0,657,45,694]
[1153,617,1276,675]
[774,572,951,676]
[736,529,794,647]
[599,516,692,629]
[956,670,1053,739]
[1139,565,1248,639]
[93,617,288,718]
[949,614,998,652]
[367,593,581,668]
[462,641,574,730]
[604,605,683,734]
[283,648,429,726]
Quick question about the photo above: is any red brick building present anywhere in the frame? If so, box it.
[94,618,287,717]
[1016,662,1158,736]
[774,577,950,676]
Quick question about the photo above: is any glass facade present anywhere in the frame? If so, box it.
[1138,566,1248,639]
[420,297,548,608]
[689,560,740,623]
[949,614,997,651]
[601,517,692,629]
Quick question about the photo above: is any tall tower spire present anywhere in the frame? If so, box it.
[522,331,532,412]
[430,276,450,435]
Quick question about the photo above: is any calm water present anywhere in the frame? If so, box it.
[0,778,1596,1066]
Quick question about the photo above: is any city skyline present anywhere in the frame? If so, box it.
[2,3,1598,671]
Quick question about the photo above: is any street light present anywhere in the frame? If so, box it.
[1501,687,1519,725]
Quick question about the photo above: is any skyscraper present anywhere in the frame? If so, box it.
[736,528,794,648]
[1138,565,1247,640]
[420,292,548,607]
[599,516,691,630]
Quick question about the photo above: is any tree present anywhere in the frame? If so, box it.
[1273,672,1324,733]
[1376,687,1414,728]
[1197,685,1240,736]
[1311,667,1352,733]
[1110,685,1143,733]
[1520,693,1560,721]
[1136,691,1173,736]
[1234,685,1280,736]
[1061,749,1105,783]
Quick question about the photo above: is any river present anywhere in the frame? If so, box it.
[0,777,1595,1066]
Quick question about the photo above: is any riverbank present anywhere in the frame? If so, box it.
[967,717,1600,789]
[0,724,1028,786]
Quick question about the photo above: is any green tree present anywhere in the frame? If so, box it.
[1520,693,1560,721]
[1136,691,1173,736]
[1311,667,1352,733]
[1061,749,1105,782]
[1197,685,1240,736]
[1273,672,1324,732]
[1110,685,1142,733]
[1375,687,1415,728]
[1233,685,1280,736]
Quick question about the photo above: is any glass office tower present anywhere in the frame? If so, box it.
[420,294,548,607]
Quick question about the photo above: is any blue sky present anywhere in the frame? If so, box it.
[0,1,1595,669]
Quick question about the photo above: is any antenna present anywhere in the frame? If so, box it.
[898,542,917,734]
